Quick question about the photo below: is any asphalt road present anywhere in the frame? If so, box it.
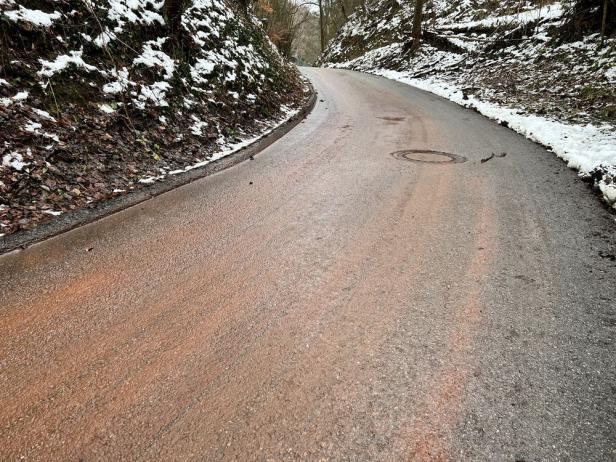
[1,68,615,461]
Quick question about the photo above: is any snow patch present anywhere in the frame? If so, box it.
[136,81,171,107]
[99,104,116,113]
[38,51,98,78]
[437,3,564,31]
[133,38,175,80]
[42,210,63,216]
[3,6,61,27]
[2,152,29,171]
[103,67,132,94]
[13,91,29,101]
[33,108,56,121]
[190,116,208,136]
[24,121,42,133]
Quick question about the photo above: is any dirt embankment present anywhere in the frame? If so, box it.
[0,0,309,236]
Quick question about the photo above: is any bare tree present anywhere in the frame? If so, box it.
[599,0,609,48]
[254,0,321,57]
[318,0,326,52]
[338,0,348,20]
[409,0,424,54]
[237,0,252,13]
[260,0,362,56]
[164,0,187,36]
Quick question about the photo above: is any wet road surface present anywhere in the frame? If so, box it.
[1,68,615,461]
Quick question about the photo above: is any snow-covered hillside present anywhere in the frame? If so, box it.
[0,0,309,236]
[320,0,616,208]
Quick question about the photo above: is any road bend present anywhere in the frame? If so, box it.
[1,68,615,461]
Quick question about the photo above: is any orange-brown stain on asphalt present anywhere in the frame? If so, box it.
[407,177,495,461]
[3,68,605,461]
[0,272,109,330]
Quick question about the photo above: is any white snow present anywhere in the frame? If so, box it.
[38,51,98,78]
[13,91,29,101]
[105,0,165,33]
[191,59,217,83]
[438,3,564,31]
[138,175,165,184]
[94,30,117,48]
[99,104,116,113]
[33,108,56,121]
[0,90,30,106]
[190,116,208,136]
[133,38,175,80]
[43,132,60,142]
[136,81,171,107]
[42,210,63,216]
[3,6,61,27]
[24,121,42,133]
[103,67,132,94]
[2,152,29,171]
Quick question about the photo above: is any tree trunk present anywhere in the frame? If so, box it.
[164,0,187,36]
[237,0,252,13]
[409,0,424,54]
[338,0,348,19]
[318,0,325,52]
[599,0,608,48]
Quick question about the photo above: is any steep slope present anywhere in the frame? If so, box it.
[0,0,309,235]
[319,0,616,208]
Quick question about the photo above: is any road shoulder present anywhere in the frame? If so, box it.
[0,87,317,256]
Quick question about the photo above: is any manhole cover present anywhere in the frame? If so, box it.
[391,150,467,164]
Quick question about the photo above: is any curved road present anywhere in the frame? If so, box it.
[1,68,615,461]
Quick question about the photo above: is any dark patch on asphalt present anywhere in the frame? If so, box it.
[481,152,507,163]
[598,250,616,261]
[514,274,536,284]
[390,150,467,164]
[377,116,405,123]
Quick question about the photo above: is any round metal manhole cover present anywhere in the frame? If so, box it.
[391,150,467,164]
